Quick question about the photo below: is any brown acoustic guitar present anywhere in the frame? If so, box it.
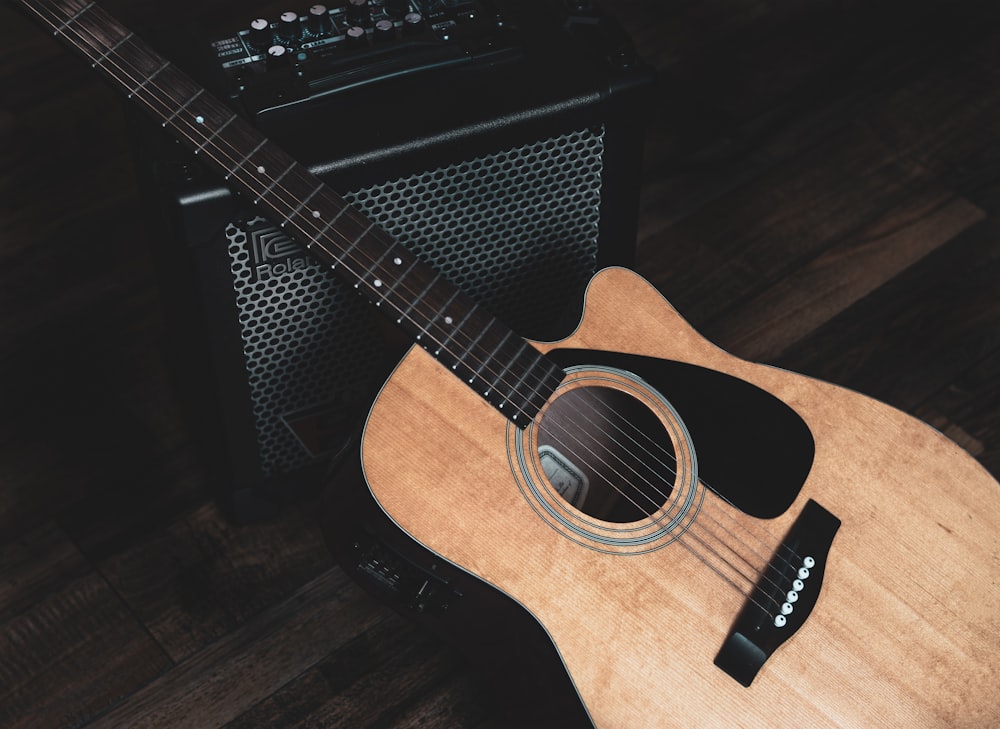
[17,1,1000,727]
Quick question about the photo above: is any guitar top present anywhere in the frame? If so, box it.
[14,1,1000,727]
[356,267,1000,727]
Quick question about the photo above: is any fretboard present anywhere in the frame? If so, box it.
[19,0,566,425]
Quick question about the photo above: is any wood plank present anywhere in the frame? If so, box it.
[382,679,498,729]
[637,121,953,328]
[865,20,1000,204]
[624,1,999,240]
[916,348,1000,476]
[0,524,172,729]
[0,523,91,625]
[84,568,387,729]
[0,270,201,544]
[775,218,1000,426]
[222,614,472,729]
[0,1,998,728]
[705,193,985,361]
[96,500,333,662]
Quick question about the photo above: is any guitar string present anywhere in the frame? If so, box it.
[48,2,804,616]
[537,396,793,609]
[549,406,764,582]
[37,1,795,616]
[556,390,808,610]
[36,0,801,617]
[563,390,802,576]
[37,0,796,616]
[40,2,560,428]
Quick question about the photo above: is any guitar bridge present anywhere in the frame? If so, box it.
[714,499,840,686]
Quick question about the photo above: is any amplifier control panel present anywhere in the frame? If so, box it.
[205,1,520,115]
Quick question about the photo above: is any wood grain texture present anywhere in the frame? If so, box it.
[85,569,386,729]
[360,269,1000,728]
[1,0,999,727]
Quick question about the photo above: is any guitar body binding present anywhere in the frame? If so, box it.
[328,268,1000,728]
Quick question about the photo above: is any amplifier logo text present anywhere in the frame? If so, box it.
[249,225,312,282]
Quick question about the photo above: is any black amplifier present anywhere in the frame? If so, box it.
[137,0,652,521]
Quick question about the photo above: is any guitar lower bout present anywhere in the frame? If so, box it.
[507,357,840,686]
[339,268,1000,728]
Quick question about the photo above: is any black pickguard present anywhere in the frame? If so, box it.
[322,347,817,726]
[545,349,816,519]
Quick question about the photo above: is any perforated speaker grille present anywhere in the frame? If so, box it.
[226,126,605,476]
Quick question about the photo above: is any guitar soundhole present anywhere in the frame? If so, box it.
[536,385,677,523]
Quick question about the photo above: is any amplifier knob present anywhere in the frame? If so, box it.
[346,0,371,26]
[374,18,395,42]
[345,25,367,46]
[307,5,331,35]
[402,11,424,34]
[278,11,302,41]
[266,43,291,68]
[248,18,273,49]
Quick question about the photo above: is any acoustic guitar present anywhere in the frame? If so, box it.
[18,1,1000,726]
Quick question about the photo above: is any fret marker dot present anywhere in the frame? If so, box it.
[393,257,403,265]
[374,279,383,287]
[312,210,321,218]
[195,115,205,124]
[445,316,454,325]
[257,165,265,173]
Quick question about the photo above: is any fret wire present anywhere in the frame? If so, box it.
[537,365,566,407]
[227,138,267,180]
[36,2,558,419]
[92,30,132,66]
[53,1,94,35]
[388,256,421,318]
[127,59,170,99]
[344,221,376,267]
[520,348,556,387]
[475,329,512,390]
[193,112,237,154]
[524,346,562,418]
[160,85,202,124]
[57,18,426,354]
[313,205,350,249]
[254,161,297,203]
[458,317,494,380]
[443,304,479,364]
[360,243,395,295]
[294,206,545,414]
[501,340,530,391]
[396,271,441,326]
[431,288,464,355]
[286,182,325,226]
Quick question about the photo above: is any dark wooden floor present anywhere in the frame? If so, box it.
[2,0,999,727]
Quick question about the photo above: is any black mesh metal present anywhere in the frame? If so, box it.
[226,126,605,475]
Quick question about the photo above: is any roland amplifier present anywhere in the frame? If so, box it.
[138,0,652,521]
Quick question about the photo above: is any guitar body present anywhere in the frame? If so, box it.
[16,2,995,725]
[325,267,1000,728]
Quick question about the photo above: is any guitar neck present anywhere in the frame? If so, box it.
[21,0,564,424]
